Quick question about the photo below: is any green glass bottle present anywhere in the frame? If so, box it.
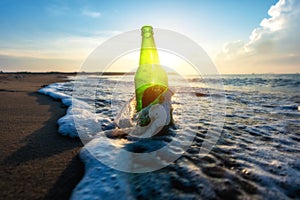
[135,26,168,112]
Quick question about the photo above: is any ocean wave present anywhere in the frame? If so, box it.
[39,75,300,199]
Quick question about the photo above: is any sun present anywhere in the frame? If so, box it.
[159,50,199,75]
[105,49,199,76]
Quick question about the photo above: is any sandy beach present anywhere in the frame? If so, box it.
[0,73,84,200]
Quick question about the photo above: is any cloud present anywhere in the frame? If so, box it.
[81,8,101,18]
[216,0,300,74]
[0,35,96,72]
[0,31,120,72]
[0,54,81,72]
[0,35,103,60]
[0,30,121,59]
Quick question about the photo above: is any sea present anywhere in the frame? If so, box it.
[39,74,300,200]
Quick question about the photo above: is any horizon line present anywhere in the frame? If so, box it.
[1,71,299,76]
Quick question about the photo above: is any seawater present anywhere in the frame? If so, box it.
[39,74,300,199]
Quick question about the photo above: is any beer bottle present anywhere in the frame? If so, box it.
[134,26,168,112]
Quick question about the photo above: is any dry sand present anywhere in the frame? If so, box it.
[0,73,84,200]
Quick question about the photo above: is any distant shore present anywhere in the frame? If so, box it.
[0,71,134,76]
[1,71,299,76]
[0,73,84,200]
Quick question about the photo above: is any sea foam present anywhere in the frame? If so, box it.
[38,74,300,200]
[39,83,111,138]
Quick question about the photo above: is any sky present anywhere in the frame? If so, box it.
[0,0,299,74]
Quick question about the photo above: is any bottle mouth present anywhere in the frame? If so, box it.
[141,25,153,37]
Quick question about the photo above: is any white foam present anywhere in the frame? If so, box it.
[39,83,71,104]
[71,146,134,200]
[39,76,300,200]
[38,83,111,138]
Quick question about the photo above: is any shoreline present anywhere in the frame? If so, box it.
[0,73,84,200]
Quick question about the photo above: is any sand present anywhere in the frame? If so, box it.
[0,73,84,200]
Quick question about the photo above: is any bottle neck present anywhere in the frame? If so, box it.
[139,33,160,66]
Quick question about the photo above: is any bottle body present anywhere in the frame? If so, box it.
[135,26,168,112]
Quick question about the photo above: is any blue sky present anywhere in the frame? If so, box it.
[0,0,299,73]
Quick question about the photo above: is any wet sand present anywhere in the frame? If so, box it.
[0,73,84,200]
